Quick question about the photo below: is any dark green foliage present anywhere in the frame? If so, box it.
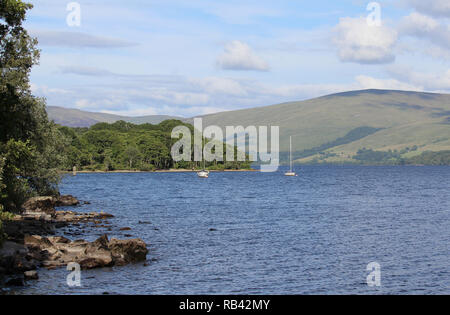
[406,151,450,165]
[59,120,251,171]
[353,148,402,164]
[0,157,5,243]
[0,0,66,212]
[284,126,382,162]
[352,148,450,165]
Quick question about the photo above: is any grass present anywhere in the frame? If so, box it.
[195,89,450,163]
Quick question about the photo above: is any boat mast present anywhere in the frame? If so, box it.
[202,136,205,170]
[290,136,293,172]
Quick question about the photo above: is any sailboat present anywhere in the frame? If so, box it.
[197,140,209,178]
[197,163,209,178]
[285,136,297,176]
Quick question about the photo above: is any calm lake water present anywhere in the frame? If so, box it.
[12,166,450,295]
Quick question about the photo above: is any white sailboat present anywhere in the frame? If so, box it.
[285,136,297,176]
[197,140,209,178]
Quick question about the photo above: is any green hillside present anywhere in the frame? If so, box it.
[47,106,181,128]
[48,89,450,165]
[194,89,450,164]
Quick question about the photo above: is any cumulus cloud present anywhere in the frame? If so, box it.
[216,41,270,71]
[387,65,450,91]
[333,17,398,64]
[400,12,450,50]
[355,75,422,91]
[405,0,450,18]
[30,30,138,49]
[188,77,248,97]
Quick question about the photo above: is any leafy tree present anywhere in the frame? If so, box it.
[0,0,65,211]
[57,120,252,171]
[124,145,141,169]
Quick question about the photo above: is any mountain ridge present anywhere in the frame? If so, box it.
[47,106,182,128]
[47,89,450,164]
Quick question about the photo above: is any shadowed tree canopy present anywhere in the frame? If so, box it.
[59,120,252,172]
[0,0,66,212]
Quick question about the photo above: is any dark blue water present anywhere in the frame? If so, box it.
[13,166,450,294]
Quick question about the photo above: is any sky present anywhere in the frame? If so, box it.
[25,0,450,117]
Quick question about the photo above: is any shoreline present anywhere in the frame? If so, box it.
[63,168,258,174]
[0,196,149,289]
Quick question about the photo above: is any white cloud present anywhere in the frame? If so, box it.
[31,83,70,95]
[101,107,158,117]
[189,77,248,97]
[333,17,398,64]
[216,40,270,71]
[355,75,422,91]
[75,99,91,109]
[400,12,450,50]
[405,0,450,18]
[30,30,138,48]
[387,65,450,91]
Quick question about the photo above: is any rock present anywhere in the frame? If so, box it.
[109,238,149,266]
[24,235,53,248]
[23,234,148,270]
[1,195,144,275]
[22,197,57,214]
[4,220,57,242]
[79,258,111,269]
[24,270,39,280]
[6,277,24,287]
[0,241,37,275]
[56,195,80,207]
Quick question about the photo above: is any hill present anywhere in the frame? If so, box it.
[47,106,181,128]
[193,89,450,164]
[47,89,450,164]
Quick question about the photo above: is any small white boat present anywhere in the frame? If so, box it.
[197,150,209,178]
[197,170,209,178]
[285,136,297,177]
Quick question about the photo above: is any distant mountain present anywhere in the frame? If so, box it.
[192,89,450,164]
[47,106,182,128]
[47,89,450,164]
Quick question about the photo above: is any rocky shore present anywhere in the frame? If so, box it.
[0,195,149,288]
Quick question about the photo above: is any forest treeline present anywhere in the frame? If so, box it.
[58,120,252,172]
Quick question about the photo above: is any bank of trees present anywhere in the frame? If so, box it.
[406,151,450,165]
[59,120,252,172]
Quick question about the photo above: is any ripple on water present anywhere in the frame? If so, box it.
[9,166,450,295]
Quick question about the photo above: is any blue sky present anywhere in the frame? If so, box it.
[26,0,450,117]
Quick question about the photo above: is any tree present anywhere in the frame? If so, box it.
[0,0,66,211]
[0,156,6,243]
[125,145,140,169]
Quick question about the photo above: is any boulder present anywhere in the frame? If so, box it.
[0,241,38,277]
[109,238,148,266]
[24,270,39,280]
[23,234,148,270]
[22,197,57,214]
[56,195,80,207]
[79,258,111,269]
